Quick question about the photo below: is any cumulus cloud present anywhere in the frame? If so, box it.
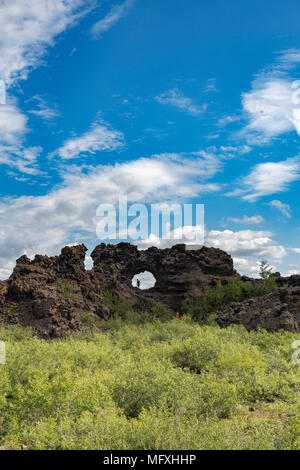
[239,49,300,143]
[227,215,265,225]
[136,228,286,277]
[0,101,27,144]
[155,88,206,116]
[281,269,299,276]
[269,200,291,218]
[0,153,220,278]
[91,0,135,38]
[0,98,42,174]
[232,257,276,278]
[137,226,205,251]
[51,118,125,160]
[241,79,296,143]
[205,229,286,260]
[0,0,92,86]
[228,157,300,201]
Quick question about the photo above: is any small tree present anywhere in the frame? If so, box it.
[259,260,276,293]
[259,260,273,280]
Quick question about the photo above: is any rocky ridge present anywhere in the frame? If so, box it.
[0,242,299,337]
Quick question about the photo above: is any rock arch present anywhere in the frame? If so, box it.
[91,242,239,307]
[1,241,299,337]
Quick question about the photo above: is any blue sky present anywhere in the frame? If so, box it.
[1,0,300,278]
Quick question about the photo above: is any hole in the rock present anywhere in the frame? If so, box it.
[84,255,94,271]
[132,271,156,290]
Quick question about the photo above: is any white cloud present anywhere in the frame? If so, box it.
[51,118,125,160]
[290,248,300,254]
[155,88,206,116]
[0,98,42,174]
[275,48,300,69]
[205,229,286,260]
[239,49,300,143]
[228,215,265,225]
[231,257,263,277]
[132,271,156,290]
[136,228,286,277]
[219,145,252,158]
[231,257,277,278]
[84,255,93,270]
[0,260,16,281]
[269,200,291,218]
[0,81,6,105]
[28,96,60,123]
[218,115,242,127]
[152,150,222,182]
[228,157,300,201]
[137,226,205,251]
[91,0,134,38]
[2,146,43,176]
[193,145,251,162]
[281,269,299,276]
[0,0,92,86]
[0,153,220,278]
[241,79,295,143]
[0,1,94,173]
[0,101,27,144]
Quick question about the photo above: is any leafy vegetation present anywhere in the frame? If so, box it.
[0,313,299,450]
[184,278,277,323]
[259,259,274,281]
[103,292,174,324]
[57,280,77,300]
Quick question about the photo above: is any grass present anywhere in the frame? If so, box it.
[0,314,299,450]
[57,280,77,301]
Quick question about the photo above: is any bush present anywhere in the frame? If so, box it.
[169,330,220,373]
[110,359,182,418]
[0,315,299,450]
[184,279,277,322]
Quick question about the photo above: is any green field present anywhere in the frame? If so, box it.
[0,314,299,450]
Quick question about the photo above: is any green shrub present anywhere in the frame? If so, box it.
[57,280,77,300]
[110,359,182,418]
[0,314,299,450]
[169,331,219,373]
[151,304,174,321]
[184,279,277,322]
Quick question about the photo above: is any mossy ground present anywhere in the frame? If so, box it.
[0,314,299,450]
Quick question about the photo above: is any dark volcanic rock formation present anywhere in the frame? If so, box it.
[217,287,300,332]
[0,241,299,337]
[0,243,239,337]
[91,242,240,308]
[1,245,108,338]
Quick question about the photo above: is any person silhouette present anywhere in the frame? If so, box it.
[136,279,141,289]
